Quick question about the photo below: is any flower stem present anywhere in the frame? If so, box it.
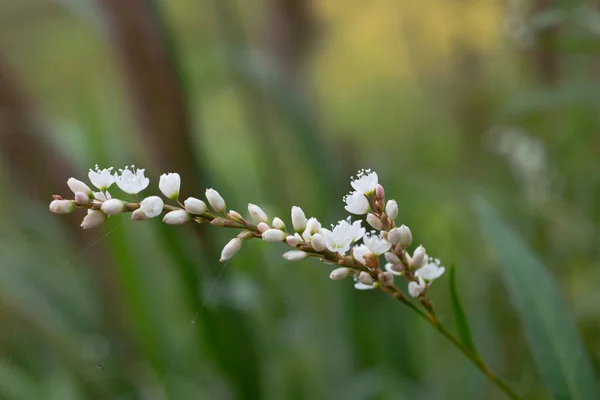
[382,285,523,400]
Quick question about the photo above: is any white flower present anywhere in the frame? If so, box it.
[302,217,321,241]
[378,271,394,286]
[184,197,207,215]
[384,252,400,264]
[398,225,412,248]
[131,209,148,220]
[320,219,366,255]
[257,222,270,233]
[49,200,75,214]
[115,166,149,195]
[228,210,244,222]
[415,258,445,282]
[354,282,378,290]
[358,271,374,285]
[88,165,115,191]
[163,209,190,225]
[74,192,90,205]
[350,169,378,195]
[283,250,308,261]
[272,217,286,230]
[220,238,242,262]
[101,199,125,215]
[206,188,226,213]
[311,233,327,252]
[385,199,398,220]
[248,204,269,224]
[344,191,370,215]
[410,245,427,269]
[385,263,404,276]
[67,178,93,197]
[352,244,372,266]
[92,191,111,204]
[159,172,181,199]
[291,206,307,232]
[262,229,287,242]
[286,235,301,247]
[139,196,164,218]
[81,210,106,229]
[408,277,427,297]
[329,267,351,280]
[366,213,383,230]
[363,232,391,255]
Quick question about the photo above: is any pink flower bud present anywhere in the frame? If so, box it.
[49,200,76,214]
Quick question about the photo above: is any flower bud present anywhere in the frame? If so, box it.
[329,267,351,280]
[159,172,181,200]
[262,229,287,242]
[398,224,412,248]
[49,199,76,214]
[257,222,270,233]
[131,209,148,220]
[272,217,286,231]
[366,213,383,230]
[237,230,255,240]
[286,235,301,247]
[228,210,244,222]
[67,178,93,197]
[358,271,374,285]
[74,192,90,205]
[410,245,426,269]
[408,279,426,298]
[384,252,401,265]
[220,238,242,262]
[100,199,125,215]
[81,210,106,229]
[385,199,398,220]
[283,250,308,262]
[375,184,385,199]
[248,203,269,224]
[378,271,394,286]
[388,227,400,245]
[162,209,190,225]
[140,196,164,218]
[305,218,321,236]
[291,206,307,232]
[311,233,326,252]
[184,197,207,215]
[205,188,226,213]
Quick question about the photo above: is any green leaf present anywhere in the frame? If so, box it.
[448,264,479,357]
[473,197,599,400]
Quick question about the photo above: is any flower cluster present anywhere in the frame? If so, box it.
[49,167,445,299]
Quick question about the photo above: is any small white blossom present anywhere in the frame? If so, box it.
[159,172,181,200]
[67,178,93,197]
[398,225,412,248]
[101,199,125,215]
[352,244,372,266]
[184,197,207,215]
[131,209,148,220]
[358,271,374,285]
[344,191,370,215]
[384,252,400,264]
[248,204,269,224]
[257,222,270,233]
[74,192,90,205]
[384,263,404,276]
[49,199,75,214]
[354,282,378,290]
[408,277,427,297]
[286,235,301,247]
[92,191,111,204]
[415,258,445,282]
[81,209,106,229]
[88,165,115,191]
[330,267,351,280]
[378,271,394,286]
[291,206,307,232]
[320,219,366,255]
[262,229,287,242]
[385,199,398,220]
[228,210,244,222]
[410,245,427,269]
[311,233,327,252]
[140,196,164,218]
[363,232,391,255]
[350,169,378,195]
[283,250,308,261]
[272,217,286,230]
[163,209,190,225]
[366,213,383,230]
[302,217,321,241]
[115,166,149,195]
[206,188,226,213]
[220,238,242,261]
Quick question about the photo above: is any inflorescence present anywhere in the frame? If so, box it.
[49,167,445,298]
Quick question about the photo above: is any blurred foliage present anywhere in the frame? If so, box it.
[0,0,599,399]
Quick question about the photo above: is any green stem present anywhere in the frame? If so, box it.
[382,285,523,400]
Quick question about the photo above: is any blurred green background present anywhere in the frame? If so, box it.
[1,0,599,399]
